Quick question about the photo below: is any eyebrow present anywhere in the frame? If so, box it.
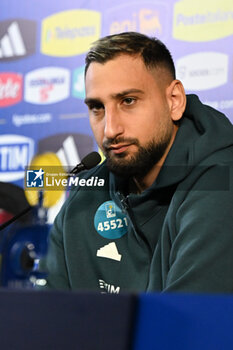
[111,88,144,99]
[84,88,144,105]
[84,97,102,106]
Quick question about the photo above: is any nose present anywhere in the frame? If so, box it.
[104,105,124,140]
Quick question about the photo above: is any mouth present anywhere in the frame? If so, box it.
[107,144,132,154]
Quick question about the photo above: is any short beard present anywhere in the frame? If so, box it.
[104,135,172,179]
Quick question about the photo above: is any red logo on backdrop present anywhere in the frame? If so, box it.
[0,72,22,107]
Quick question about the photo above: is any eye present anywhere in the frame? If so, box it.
[122,97,136,106]
[88,102,104,114]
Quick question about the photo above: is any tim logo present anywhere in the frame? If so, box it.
[26,168,44,188]
[99,279,120,294]
[0,134,34,182]
[105,202,116,219]
[0,19,37,61]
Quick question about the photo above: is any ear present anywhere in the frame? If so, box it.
[166,80,186,121]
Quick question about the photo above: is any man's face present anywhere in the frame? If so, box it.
[85,54,177,177]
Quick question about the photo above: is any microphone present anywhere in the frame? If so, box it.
[70,151,101,175]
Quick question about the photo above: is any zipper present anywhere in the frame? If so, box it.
[116,191,152,251]
[116,191,129,213]
[116,191,154,291]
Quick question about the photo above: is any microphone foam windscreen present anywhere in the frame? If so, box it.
[82,152,101,169]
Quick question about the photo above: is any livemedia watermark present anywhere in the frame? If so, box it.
[25,166,105,191]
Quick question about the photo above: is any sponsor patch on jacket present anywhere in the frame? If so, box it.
[94,200,128,239]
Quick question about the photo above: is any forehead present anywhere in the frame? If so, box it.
[85,55,160,97]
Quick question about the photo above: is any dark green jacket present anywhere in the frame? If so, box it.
[41,95,233,294]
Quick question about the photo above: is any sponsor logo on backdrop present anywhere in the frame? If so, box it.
[72,66,85,99]
[41,10,101,57]
[173,0,233,41]
[203,99,233,114]
[0,135,34,182]
[176,52,228,91]
[0,19,36,61]
[12,113,52,127]
[38,134,94,170]
[105,3,167,38]
[24,67,70,104]
[0,72,23,107]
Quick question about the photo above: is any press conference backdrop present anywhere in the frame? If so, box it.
[0,0,233,220]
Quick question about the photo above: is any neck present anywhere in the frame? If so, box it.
[132,164,161,193]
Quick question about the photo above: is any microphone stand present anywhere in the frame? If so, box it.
[0,192,50,288]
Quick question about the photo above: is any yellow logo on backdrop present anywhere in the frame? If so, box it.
[41,10,101,56]
[139,9,162,35]
[173,0,233,41]
[110,8,162,36]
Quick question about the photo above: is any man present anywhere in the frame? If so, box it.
[40,32,233,293]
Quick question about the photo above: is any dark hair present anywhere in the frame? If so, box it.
[85,31,176,79]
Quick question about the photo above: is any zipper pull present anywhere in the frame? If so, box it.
[117,192,129,212]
